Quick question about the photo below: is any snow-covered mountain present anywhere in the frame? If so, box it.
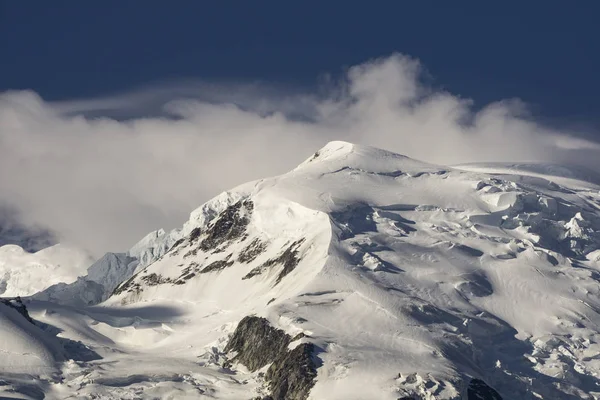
[0,206,96,298]
[2,141,600,399]
[0,244,93,297]
[27,228,184,306]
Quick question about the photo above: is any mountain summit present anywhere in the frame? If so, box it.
[2,142,600,399]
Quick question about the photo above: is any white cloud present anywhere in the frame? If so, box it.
[1,53,598,256]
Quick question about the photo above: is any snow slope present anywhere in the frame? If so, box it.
[3,141,600,399]
[0,299,64,387]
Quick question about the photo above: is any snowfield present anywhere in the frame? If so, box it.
[2,141,600,399]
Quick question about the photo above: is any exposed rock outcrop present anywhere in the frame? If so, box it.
[0,296,33,324]
[242,239,305,283]
[265,342,317,400]
[225,316,317,400]
[224,316,291,372]
[200,256,235,274]
[199,200,253,252]
[238,238,268,263]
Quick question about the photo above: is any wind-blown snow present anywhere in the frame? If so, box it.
[2,141,600,399]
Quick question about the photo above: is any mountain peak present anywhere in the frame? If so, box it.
[294,141,438,178]
[296,140,356,167]
[312,140,355,158]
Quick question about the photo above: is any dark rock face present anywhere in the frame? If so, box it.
[274,239,306,283]
[174,262,201,284]
[171,228,200,257]
[200,255,234,274]
[114,269,176,294]
[242,239,305,283]
[238,238,268,263]
[140,273,173,286]
[224,316,291,372]
[182,200,253,258]
[167,238,186,256]
[199,200,253,252]
[112,273,142,296]
[115,200,254,293]
[225,316,318,400]
[265,343,318,400]
[467,378,503,400]
[188,227,202,242]
[115,251,237,295]
[0,297,33,324]
[242,265,265,280]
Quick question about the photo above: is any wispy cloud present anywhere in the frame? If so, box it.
[1,54,598,256]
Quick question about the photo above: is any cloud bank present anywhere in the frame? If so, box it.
[1,54,599,257]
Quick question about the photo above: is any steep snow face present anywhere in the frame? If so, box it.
[125,190,251,269]
[28,190,260,306]
[33,251,137,306]
[5,142,600,399]
[0,301,64,375]
[111,194,331,310]
[0,244,93,297]
[128,229,180,269]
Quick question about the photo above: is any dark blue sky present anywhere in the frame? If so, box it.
[1,2,599,131]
